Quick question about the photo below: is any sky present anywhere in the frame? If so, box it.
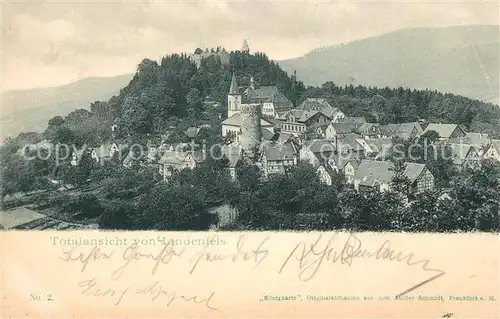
[1,0,499,92]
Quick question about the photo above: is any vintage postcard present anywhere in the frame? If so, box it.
[1,0,499,318]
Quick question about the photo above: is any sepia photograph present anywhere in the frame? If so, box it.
[2,1,499,233]
[1,1,499,317]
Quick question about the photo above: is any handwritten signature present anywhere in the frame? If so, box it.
[78,277,217,310]
[278,232,445,297]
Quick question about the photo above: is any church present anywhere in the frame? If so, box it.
[220,73,300,180]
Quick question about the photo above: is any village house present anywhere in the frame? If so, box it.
[259,142,298,178]
[335,133,368,156]
[421,123,466,141]
[354,123,383,139]
[296,98,346,122]
[484,140,500,162]
[327,155,361,183]
[158,149,206,181]
[299,139,336,167]
[379,122,423,140]
[352,160,434,194]
[91,143,128,164]
[335,117,367,124]
[325,123,358,139]
[220,144,253,180]
[185,127,202,140]
[315,164,337,186]
[276,132,299,146]
[364,138,394,160]
[278,109,331,137]
[244,80,294,119]
[122,145,162,169]
[448,144,482,171]
[70,148,90,166]
[306,122,330,139]
[449,132,491,154]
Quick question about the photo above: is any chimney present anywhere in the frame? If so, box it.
[250,77,256,90]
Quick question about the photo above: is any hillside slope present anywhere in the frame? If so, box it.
[1,74,134,139]
[278,25,499,104]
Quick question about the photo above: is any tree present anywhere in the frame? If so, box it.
[390,160,411,196]
[136,183,213,230]
[48,116,64,127]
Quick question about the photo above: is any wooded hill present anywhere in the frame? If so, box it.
[6,49,500,149]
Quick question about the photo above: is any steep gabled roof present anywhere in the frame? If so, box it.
[354,160,427,187]
[304,139,336,154]
[281,109,323,123]
[159,150,188,165]
[336,133,364,152]
[221,113,273,127]
[316,163,337,178]
[185,127,201,138]
[243,85,293,111]
[491,140,500,154]
[329,153,361,170]
[380,122,420,139]
[448,144,478,165]
[336,117,366,124]
[261,142,296,161]
[229,73,239,95]
[261,128,276,141]
[330,123,357,134]
[422,123,462,139]
[450,132,491,150]
[296,98,341,119]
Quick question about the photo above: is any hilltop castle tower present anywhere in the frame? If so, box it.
[242,39,250,53]
[227,73,241,118]
[240,103,262,158]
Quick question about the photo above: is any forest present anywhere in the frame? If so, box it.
[1,49,499,232]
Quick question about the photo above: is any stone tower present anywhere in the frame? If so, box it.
[242,39,250,53]
[227,73,241,118]
[240,103,262,158]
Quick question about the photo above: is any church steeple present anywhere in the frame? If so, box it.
[227,73,242,118]
[229,73,239,95]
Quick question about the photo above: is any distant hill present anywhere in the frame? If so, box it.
[278,25,499,104]
[1,74,134,139]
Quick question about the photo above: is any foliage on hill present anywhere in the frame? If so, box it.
[2,48,500,232]
[303,82,500,138]
[33,51,304,146]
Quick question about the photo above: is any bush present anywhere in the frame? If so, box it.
[68,194,102,219]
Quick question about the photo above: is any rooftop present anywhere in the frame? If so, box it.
[354,160,427,187]
[222,113,273,127]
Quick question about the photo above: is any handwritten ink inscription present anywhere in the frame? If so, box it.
[279,233,446,297]
[59,233,446,310]
[77,277,218,310]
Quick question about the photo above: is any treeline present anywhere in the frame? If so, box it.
[303,82,500,138]
[26,156,500,232]
[11,50,500,151]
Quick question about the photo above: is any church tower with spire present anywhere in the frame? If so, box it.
[227,73,241,118]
